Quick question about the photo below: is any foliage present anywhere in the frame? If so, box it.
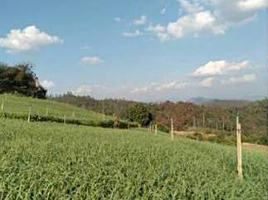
[53,92,136,118]
[53,95,268,144]
[126,103,153,126]
[0,119,267,199]
[0,94,138,129]
[157,124,170,133]
[0,63,46,98]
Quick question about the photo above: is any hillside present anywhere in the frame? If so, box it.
[53,94,268,145]
[188,97,252,107]
[0,118,267,199]
[0,94,107,123]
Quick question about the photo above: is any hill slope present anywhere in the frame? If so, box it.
[0,118,267,199]
[0,94,107,123]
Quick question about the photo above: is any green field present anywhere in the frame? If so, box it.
[0,118,267,199]
[0,94,106,123]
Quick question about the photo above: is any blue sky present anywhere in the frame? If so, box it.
[0,0,267,101]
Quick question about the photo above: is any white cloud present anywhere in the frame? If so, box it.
[122,30,143,38]
[133,15,147,26]
[0,25,62,53]
[165,0,266,39]
[73,84,106,96]
[211,0,267,24]
[131,86,149,94]
[193,60,250,77]
[238,0,267,11]
[199,77,214,87]
[222,74,256,84]
[40,80,55,90]
[178,0,204,13]
[167,11,226,38]
[81,56,102,65]
[161,8,166,14]
[131,81,188,94]
[155,81,188,91]
[147,24,170,41]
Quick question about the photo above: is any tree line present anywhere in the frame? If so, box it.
[53,93,267,144]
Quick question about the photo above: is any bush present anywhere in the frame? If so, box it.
[158,124,170,133]
[0,112,138,130]
[126,103,153,126]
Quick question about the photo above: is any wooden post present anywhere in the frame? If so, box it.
[170,118,174,140]
[202,113,205,127]
[27,106,32,123]
[149,123,152,132]
[72,111,75,117]
[236,115,243,179]
[102,101,105,120]
[193,116,196,129]
[1,99,4,111]
[155,124,158,134]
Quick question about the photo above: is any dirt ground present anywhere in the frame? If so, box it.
[175,131,267,154]
[242,143,268,154]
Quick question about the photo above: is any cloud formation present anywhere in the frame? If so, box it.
[122,30,143,38]
[199,77,215,87]
[147,24,170,41]
[193,60,250,77]
[222,74,256,84]
[0,26,62,53]
[81,56,102,65]
[133,15,147,26]
[166,0,267,39]
[73,84,106,96]
[40,80,55,90]
[131,81,188,94]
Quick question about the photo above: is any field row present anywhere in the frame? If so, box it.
[0,119,267,199]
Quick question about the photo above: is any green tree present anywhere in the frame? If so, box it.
[127,103,153,126]
[0,62,47,98]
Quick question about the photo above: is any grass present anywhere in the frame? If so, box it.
[0,118,267,199]
[0,94,108,123]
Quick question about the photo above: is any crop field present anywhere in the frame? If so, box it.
[0,118,267,199]
[0,94,106,123]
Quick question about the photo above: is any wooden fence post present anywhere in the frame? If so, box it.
[27,106,32,123]
[1,99,4,111]
[149,123,152,132]
[102,101,105,120]
[155,124,158,134]
[193,116,196,129]
[236,115,243,179]
[202,113,205,127]
[171,118,174,140]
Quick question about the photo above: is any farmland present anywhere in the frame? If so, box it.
[0,94,106,123]
[0,118,267,199]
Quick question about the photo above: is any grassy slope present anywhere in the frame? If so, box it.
[0,94,107,123]
[0,119,267,199]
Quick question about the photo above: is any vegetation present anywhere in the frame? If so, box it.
[0,118,267,199]
[53,94,268,145]
[0,94,138,129]
[0,63,46,98]
[126,103,153,126]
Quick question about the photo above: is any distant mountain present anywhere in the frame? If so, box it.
[188,97,252,107]
[188,97,212,105]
